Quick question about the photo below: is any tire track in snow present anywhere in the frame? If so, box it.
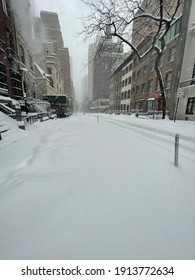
[100,116,195,163]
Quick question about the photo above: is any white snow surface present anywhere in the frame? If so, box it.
[0,113,195,260]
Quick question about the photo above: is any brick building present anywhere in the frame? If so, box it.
[12,0,36,99]
[110,16,182,114]
[131,18,181,113]
[0,0,22,100]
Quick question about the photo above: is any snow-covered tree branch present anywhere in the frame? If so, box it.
[81,0,183,119]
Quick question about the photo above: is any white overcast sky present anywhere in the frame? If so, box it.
[33,0,89,102]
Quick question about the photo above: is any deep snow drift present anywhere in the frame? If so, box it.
[0,113,195,259]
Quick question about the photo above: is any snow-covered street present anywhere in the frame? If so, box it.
[0,113,195,260]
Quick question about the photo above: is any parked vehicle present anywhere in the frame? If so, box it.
[42,94,71,118]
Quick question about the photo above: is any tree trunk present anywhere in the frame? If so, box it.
[154,48,166,119]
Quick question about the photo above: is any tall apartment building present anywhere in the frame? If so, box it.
[33,15,63,99]
[82,75,88,100]
[40,11,72,99]
[93,34,124,102]
[88,43,96,101]
[58,47,71,98]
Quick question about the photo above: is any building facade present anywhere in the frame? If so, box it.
[0,0,22,101]
[40,11,72,99]
[93,35,124,108]
[14,0,36,99]
[175,0,195,120]
[88,43,96,101]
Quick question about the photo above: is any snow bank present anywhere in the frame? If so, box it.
[0,112,25,147]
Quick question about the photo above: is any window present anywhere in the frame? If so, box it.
[186,98,195,115]
[150,59,155,72]
[132,72,136,81]
[168,47,176,62]
[29,55,33,71]
[148,79,153,93]
[165,72,172,89]
[155,79,160,92]
[5,30,14,49]
[0,62,8,90]
[174,19,181,36]
[165,18,181,44]
[129,63,132,71]
[136,85,140,95]
[19,45,25,64]
[49,77,54,87]
[159,56,163,67]
[128,90,130,98]
[128,76,131,84]
[141,83,146,93]
[143,65,147,75]
[137,69,141,79]
[47,67,52,74]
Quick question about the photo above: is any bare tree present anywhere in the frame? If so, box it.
[81,0,183,119]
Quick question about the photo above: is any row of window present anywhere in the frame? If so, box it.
[0,62,8,90]
[119,97,195,115]
[122,76,132,87]
[0,62,23,96]
[130,72,173,96]
[120,104,130,111]
[132,46,176,82]
[10,68,22,97]
[121,90,131,100]
[116,70,173,97]
[122,63,133,76]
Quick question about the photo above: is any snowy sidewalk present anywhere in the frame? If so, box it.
[0,114,195,259]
